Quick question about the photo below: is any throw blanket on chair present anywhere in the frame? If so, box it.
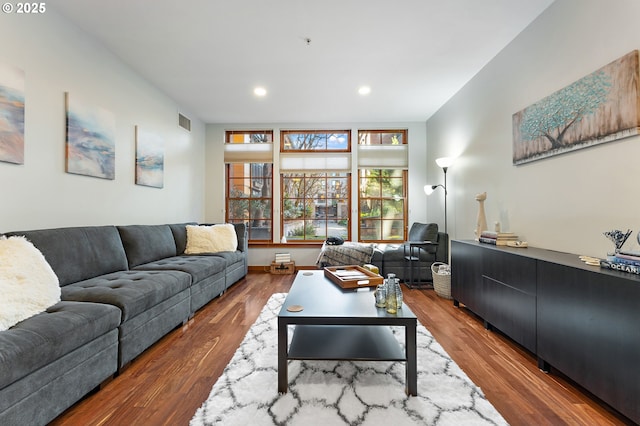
[317,241,375,267]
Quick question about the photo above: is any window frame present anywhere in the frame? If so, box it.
[358,129,407,146]
[357,168,408,242]
[224,130,274,243]
[279,130,352,244]
[280,172,351,243]
[280,129,351,152]
[357,129,408,243]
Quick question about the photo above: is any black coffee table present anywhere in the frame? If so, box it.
[277,270,418,395]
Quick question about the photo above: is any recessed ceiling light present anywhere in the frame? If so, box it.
[254,87,267,97]
[358,86,371,95]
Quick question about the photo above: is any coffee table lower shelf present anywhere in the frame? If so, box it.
[288,325,405,361]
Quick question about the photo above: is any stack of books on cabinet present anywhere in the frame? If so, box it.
[479,231,518,246]
[600,250,640,275]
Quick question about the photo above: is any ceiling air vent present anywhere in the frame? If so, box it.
[178,113,191,132]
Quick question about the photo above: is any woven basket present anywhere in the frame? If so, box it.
[431,262,452,299]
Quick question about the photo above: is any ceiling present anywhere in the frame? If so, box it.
[49,0,554,124]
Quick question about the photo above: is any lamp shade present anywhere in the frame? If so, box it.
[424,185,435,195]
[435,157,455,169]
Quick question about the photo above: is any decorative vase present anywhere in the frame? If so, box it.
[374,283,386,308]
[385,274,402,314]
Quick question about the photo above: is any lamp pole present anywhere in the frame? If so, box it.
[442,166,448,236]
[426,156,454,239]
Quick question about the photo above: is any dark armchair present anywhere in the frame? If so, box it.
[370,222,448,283]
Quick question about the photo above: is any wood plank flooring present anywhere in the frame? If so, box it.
[51,272,633,425]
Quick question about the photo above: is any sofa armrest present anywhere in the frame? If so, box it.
[232,223,248,252]
[404,240,438,255]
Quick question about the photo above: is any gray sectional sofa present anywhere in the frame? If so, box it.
[0,222,248,426]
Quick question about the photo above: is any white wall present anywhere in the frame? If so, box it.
[426,0,640,257]
[0,8,206,232]
[206,122,428,266]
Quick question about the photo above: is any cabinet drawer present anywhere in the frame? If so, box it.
[483,249,536,294]
[481,275,536,352]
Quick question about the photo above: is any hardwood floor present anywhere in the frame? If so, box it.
[51,272,632,425]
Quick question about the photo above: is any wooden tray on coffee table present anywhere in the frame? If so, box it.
[323,265,383,289]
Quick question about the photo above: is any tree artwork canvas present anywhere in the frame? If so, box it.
[512,50,640,165]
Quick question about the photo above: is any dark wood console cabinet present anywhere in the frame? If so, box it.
[451,240,640,424]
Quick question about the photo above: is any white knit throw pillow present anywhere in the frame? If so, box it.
[185,224,238,254]
[0,236,61,331]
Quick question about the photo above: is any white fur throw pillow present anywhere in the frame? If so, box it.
[0,235,61,331]
[185,224,238,254]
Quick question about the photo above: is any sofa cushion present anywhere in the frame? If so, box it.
[0,236,61,331]
[61,270,191,321]
[133,255,227,284]
[4,226,129,286]
[168,222,197,255]
[0,301,121,389]
[185,224,238,254]
[209,250,244,266]
[117,225,178,269]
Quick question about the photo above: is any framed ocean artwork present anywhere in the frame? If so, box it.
[0,63,25,164]
[135,125,164,188]
[513,50,640,165]
[65,93,116,179]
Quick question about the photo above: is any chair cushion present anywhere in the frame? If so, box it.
[408,222,438,242]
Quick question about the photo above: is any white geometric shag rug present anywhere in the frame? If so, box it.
[190,293,508,426]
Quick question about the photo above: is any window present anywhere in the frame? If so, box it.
[223,128,408,245]
[358,130,405,145]
[358,169,407,241]
[282,173,350,241]
[282,130,350,151]
[280,130,351,242]
[225,131,273,242]
[358,130,408,242]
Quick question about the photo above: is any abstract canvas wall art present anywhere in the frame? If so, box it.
[65,93,116,179]
[513,50,640,165]
[0,63,25,164]
[135,125,164,188]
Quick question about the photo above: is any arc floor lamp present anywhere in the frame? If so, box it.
[424,157,454,236]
